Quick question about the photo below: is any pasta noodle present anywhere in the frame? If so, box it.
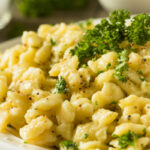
[0,19,150,150]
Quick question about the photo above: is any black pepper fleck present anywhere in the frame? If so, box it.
[143,58,147,62]
[29,97,32,100]
[127,115,131,120]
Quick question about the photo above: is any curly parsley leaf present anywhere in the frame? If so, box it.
[55,76,67,93]
[61,140,78,150]
[109,9,130,26]
[70,9,130,65]
[71,10,150,66]
[127,13,150,45]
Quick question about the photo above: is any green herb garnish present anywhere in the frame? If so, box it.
[61,140,78,150]
[127,13,150,45]
[70,9,130,65]
[50,39,57,46]
[70,10,150,68]
[143,128,147,136]
[97,70,104,75]
[106,63,111,69]
[79,19,93,30]
[113,131,142,150]
[110,101,118,104]
[137,70,147,82]
[140,77,147,82]
[55,76,67,93]
[137,70,143,75]
[24,141,28,144]
[85,19,93,26]
[112,134,119,138]
[95,101,98,105]
[114,49,129,82]
[84,133,89,139]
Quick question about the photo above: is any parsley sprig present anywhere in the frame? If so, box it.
[127,13,150,45]
[61,140,78,150]
[112,130,145,150]
[71,10,130,65]
[55,76,67,93]
[71,9,150,67]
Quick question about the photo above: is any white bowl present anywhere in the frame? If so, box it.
[98,0,150,13]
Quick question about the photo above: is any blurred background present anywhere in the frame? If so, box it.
[0,0,150,42]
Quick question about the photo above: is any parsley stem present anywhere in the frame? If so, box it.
[133,136,137,150]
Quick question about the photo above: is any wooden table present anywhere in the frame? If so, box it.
[0,0,108,42]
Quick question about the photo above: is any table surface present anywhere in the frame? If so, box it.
[0,0,108,43]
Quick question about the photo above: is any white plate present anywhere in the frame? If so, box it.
[0,132,47,150]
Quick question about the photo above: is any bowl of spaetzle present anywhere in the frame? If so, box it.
[0,9,150,150]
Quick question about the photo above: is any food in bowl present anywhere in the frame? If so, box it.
[0,9,150,150]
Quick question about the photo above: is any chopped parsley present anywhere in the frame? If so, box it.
[140,77,147,82]
[24,141,28,144]
[112,131,143,150]
[137,70,143,75]
[50,38,57,46]
[84,133,89,139]
[97,70,104,75]
[92,57,97,61]
[85,19,93,26]
[143,128,147,136]
[137,70,147,82]
[106,63,111,69]
[61,140,78,150]
[110,101,118,104]
[55,76,67,93]
[70,9,130,65]
[81,63,87,68]
[95,101,98,105]
[114,49,129,82]
[79,19,93,30]
[112,134,119,138]
[70,9,150,73]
